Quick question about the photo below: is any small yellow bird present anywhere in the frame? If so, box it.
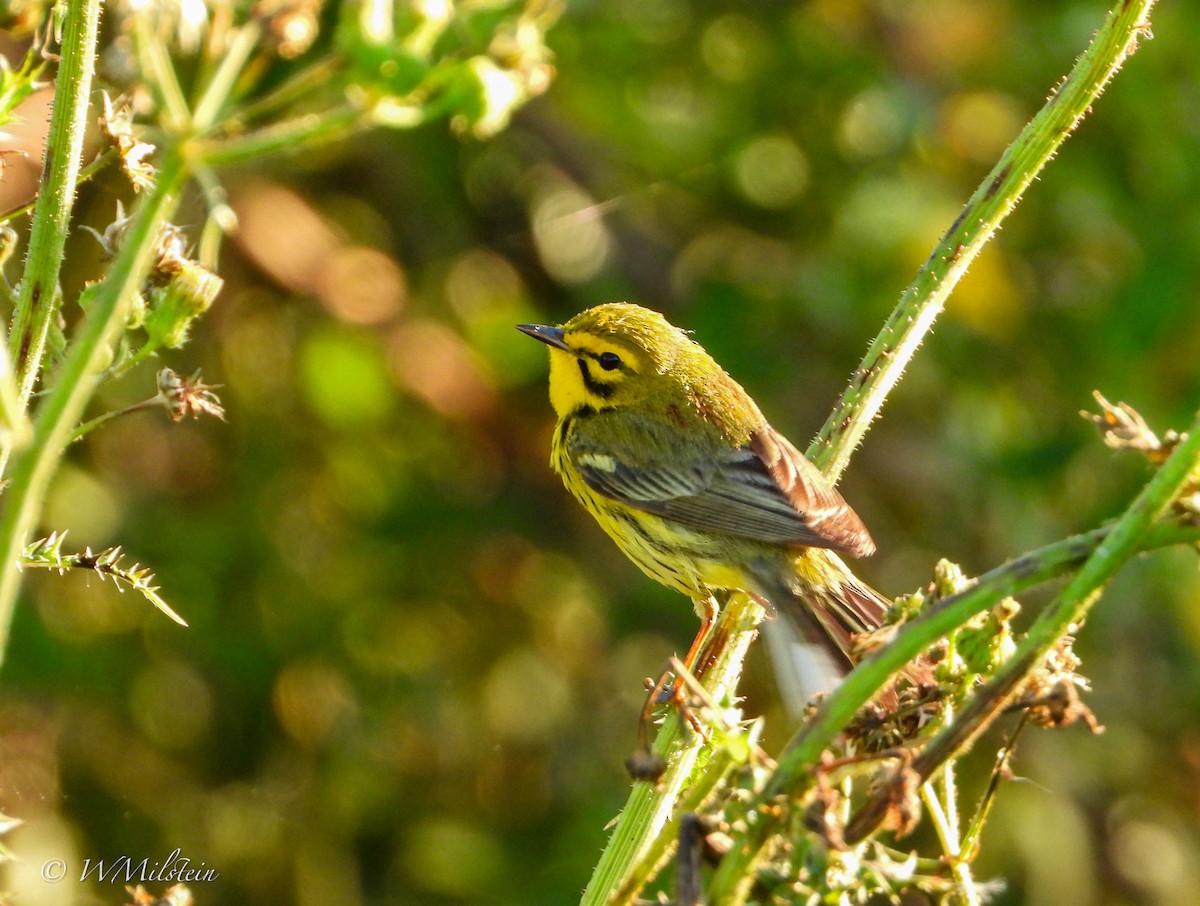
[519,303,892,704]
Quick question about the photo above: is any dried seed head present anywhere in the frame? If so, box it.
[156,368,226,422]
[872,757,923,837]
[1011,636,1103,733]
[81,201,134,260]
[1082,391,1179,462]
[99,92,156,192]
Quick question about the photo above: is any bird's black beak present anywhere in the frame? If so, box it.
[516,323,571,352]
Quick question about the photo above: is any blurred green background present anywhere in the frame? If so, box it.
[3,1,1200,903]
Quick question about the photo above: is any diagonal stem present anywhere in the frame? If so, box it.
[807,0,1157,485]
[579,594,762,906]
[845,403,1200,841]
[0,150,187,665]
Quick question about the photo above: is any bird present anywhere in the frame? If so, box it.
[517,302,893,710]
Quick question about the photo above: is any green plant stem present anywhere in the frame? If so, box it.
[920,783,980,906]
[0,149,187,666]
[921,723,981,906]
[788,519,1194,772]
[133,14,191,133]
[706,513,1200,900]
[806,0,1157,485]
[838,405,1200,841]
[579,593,763,906]
[103,340,163,383]
[6,0,103,408]
[69,397,161,443]
[960,732,1021,863]
[228,56,344,128]
[191,105,372,168]
[191,21,262,130]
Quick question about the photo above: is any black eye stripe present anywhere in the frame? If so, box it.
[577,358,615,399]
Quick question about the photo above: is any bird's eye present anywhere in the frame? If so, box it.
[598,352,623,371]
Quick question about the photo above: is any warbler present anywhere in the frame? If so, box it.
[518,303,893,705]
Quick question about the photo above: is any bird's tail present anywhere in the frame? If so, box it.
[751,549,911,719]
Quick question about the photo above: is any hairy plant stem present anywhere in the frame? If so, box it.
[0,5,291,665]
[0,149,187,665]
[580,593,763,906]
[807,0,1157,485]
[921,782,981,906]
[920,704,982,906]
[6,0,103,409]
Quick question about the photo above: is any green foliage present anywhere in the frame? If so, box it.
[22,531,187,626]
[0,46,41,130]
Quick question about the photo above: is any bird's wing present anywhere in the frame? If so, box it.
[570,416,875,557]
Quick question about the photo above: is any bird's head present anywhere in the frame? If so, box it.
[517,303,710,418]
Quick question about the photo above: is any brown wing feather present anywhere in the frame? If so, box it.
[749,426,876,558]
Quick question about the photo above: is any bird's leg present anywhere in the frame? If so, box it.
[681,600,718,677]
[649,599,719,731]
[626,598,723,779]
[651,595,719,716]
[643,661,705,727]
[664,594,720,702]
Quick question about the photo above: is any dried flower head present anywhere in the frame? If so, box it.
[1011,637,1103,733]
[99,92,156,192]
[156,368,226,422]
[81,201,134,260]
[1082,390,1180,463]
[151,223,190,283]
